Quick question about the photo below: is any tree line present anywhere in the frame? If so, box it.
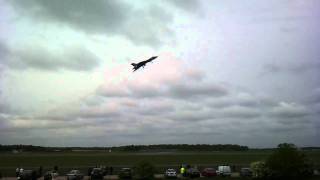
[112,144,249,151]
[1,144,318,152]
[0,144,249,152]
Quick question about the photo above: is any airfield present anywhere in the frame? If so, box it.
[1,150,320,179]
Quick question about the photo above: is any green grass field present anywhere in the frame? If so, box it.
[1,150,319,177]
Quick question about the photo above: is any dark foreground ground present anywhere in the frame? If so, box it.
[0,150,319,178]
[1,175,320,180]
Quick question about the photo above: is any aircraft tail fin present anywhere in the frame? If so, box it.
[131,63,138,72]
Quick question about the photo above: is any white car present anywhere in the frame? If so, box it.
[66,170,83,180]
[216,166,232,176]
[165,168,177,178]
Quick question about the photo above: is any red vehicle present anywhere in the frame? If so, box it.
[201,168,217,177]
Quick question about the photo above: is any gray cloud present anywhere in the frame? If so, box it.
[169,82,228,99]
[135,100,175,116]
[9,0,175,47]
[168,104,261,122]
[291,61,320,73]
[219,106,261,119]
[78,110,120,119]
[304,88,320,105]
[97,67,228,100]
[130,85,163,98]
[263,61,320,75]
[0,42,99,71]
[0,86,9,114]
[0,103,11,114]
[97,83,259,124]
[263,64,281,74]
[0,95,17,115]
[10,0,128,32]
[98,81,228,99]
[167,0,201,13]
[269,102,310,119]
[168,109,213,122]
[1,94,318,147]
[207,93,274,109]
[122,4,174,46]
[0,41,9,60]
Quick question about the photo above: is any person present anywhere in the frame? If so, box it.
[109,166,113,175]
[39,166,43,177]
[53,165,58,172]
[16,167,20,177]
[19,168,24,174]
[88,167,93,176]
[180,167,185,177]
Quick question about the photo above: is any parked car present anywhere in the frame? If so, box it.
[44,171,59,180]
[216,166,231,176]
[187,168,200,178]
[240,168,252,177]
[66,170,84,180]
[90,168,104,180]
[165,168,177,178]
[17,170,37,180]
[100,166,108,176]
[201,168,217,177]
[119,168,132,179]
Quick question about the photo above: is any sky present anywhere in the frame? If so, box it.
[0,0,319,148]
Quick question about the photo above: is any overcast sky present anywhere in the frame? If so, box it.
[0,0,319,148]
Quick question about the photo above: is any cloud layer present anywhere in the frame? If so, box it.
[1,56,318,147]
[0,41,99,71]
[9,0,178,47]
[0,0,319,147]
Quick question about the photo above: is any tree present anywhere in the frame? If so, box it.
[134,161,156,180]
[251,161,270,179]
[265,143,313,180]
